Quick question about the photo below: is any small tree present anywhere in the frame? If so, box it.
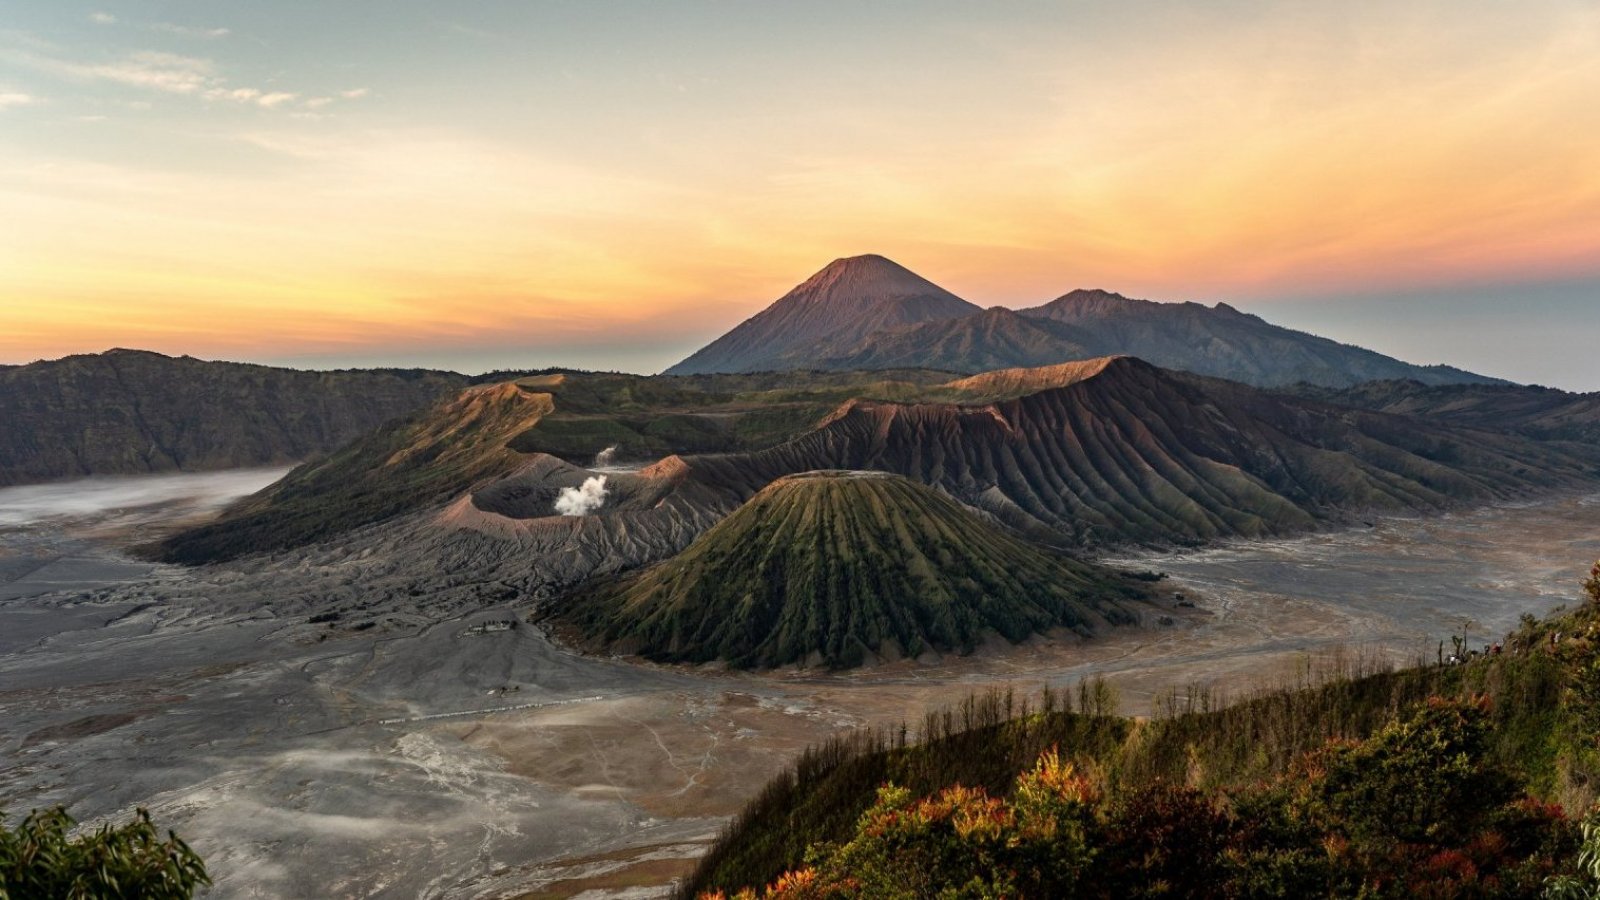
[1313,696,1516,846]
[1564,562,1600,741]
[0,806,209,900]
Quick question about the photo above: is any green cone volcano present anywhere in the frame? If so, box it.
[552,471,1150,669]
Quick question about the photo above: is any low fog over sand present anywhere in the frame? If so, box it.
[2,471,1599,898]
[0,468,289,539]
[0,468,289,606]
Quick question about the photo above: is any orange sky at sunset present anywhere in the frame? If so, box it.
[3,1,1597,384]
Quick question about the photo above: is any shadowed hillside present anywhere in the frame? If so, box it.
[815,291,1503,387]
[809,307,1091,375]
[1286,379,1600,444]
[550,471,1151,669]
[1015,288,1500,387]
[152,382,555,564]
[0,349,467,486]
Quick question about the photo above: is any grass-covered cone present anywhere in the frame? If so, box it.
[550,470,1149,669]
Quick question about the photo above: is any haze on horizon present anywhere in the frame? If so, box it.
[2,1,1597,389]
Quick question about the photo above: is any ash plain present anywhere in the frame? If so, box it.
[2,471,1598,898]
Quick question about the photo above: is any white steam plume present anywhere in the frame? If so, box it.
[553,475,609,516]
[593,445,618,468]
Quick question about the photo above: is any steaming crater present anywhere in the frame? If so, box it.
[554,476,609,516]
[588,444,648,475]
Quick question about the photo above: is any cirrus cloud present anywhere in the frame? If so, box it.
[4,38,349,114]
[153,23,231,40]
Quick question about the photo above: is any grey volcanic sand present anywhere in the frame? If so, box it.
[2,471,1598,899]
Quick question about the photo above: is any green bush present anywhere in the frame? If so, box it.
[709,700,1576,899]
[0,807,208,900]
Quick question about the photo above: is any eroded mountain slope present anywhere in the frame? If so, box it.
[159,358,1600,571]
[659,358,1599,548]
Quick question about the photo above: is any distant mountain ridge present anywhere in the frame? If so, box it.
[667,259,1505,388]
[1286,379,1600,444]
[0,349,467,486]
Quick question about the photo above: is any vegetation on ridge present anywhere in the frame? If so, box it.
[683,564,1600,898]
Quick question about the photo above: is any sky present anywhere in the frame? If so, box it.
[2,2,1598,389]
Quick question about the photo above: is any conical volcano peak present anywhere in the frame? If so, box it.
[790,254,965,307]
[663,255,980,374]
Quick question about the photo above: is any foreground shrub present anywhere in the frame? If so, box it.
[0,806,209,900]
[715,699,1578,899]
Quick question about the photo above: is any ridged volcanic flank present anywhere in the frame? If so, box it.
[658,356,1600,549]
[552,471,1147,669]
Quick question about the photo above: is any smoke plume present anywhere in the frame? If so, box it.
[553,475,609,516]
[593,445,619,468]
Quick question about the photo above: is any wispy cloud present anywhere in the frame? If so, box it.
[295,88,367,113]
[204,86,259,102]
[7,43,348,113]
[152,23,231,40]
[202,86,309,110]
[99,50,213,93]
[0,91,36,109]
[17,49,218,94]
[88,12,116,26]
